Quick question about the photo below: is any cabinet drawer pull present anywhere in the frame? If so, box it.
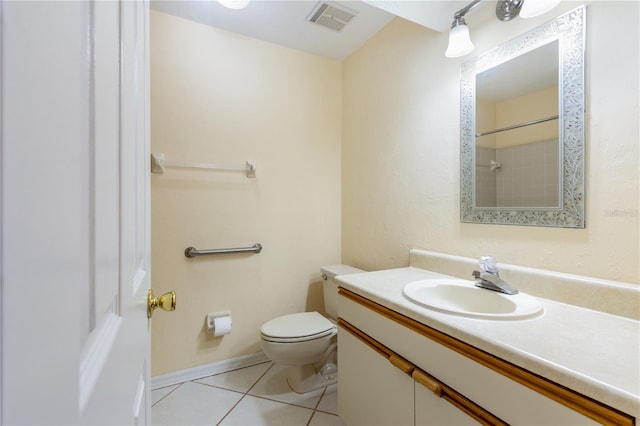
[389,354,414,375]
[413,369,442,397]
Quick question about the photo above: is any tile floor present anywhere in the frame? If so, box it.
[152,362,346,426]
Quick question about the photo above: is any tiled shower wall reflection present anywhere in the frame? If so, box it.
[476,139,559,208]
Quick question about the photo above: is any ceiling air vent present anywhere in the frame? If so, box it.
[306,2,358,32]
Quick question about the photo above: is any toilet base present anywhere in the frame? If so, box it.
[287,362,337,394]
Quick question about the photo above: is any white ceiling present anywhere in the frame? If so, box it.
[150,0,469,61]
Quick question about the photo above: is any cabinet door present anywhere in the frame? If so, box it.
[338,328,414,426]
[414,381,479,426]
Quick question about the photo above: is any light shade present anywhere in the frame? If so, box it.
[217,0,249,9]
[519,0,561,18]
[445,23,474,58]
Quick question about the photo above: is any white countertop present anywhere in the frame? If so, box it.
[336,267,640,418]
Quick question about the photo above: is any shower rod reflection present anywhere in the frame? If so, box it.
[476,115,558,137]
[185,244,263,258]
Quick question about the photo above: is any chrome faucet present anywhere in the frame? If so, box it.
[472,256,518,295]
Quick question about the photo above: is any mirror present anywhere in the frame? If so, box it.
[460,6,585,227]
[475,40,559,208]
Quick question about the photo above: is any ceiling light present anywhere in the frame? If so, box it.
[217,0,249,10]
[520,0,562,18]
[445,18,475,58]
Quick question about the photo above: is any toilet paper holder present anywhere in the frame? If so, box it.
[206,310,232,336]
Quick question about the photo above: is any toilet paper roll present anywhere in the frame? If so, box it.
[210,315,232,336]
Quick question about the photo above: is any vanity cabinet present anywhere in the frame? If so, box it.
[338,287,634,426]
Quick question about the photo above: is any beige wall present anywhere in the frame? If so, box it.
[150,11,342,376]
[342,2,639,283]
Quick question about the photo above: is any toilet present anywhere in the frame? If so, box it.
[260,264,364,393]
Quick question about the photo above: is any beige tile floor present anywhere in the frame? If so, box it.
[152,362,345,426]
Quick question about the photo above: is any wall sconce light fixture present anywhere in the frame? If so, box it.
[445,0,482,58]
[445,0,562,58]
[445,16,475,58]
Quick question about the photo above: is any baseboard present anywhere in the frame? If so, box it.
[151,351,270,390]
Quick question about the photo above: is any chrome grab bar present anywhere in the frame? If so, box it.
[184,244,262,258]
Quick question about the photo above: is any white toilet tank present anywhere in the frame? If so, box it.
[321,264,364,319]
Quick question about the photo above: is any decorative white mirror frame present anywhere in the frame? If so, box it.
[460,5,586,228]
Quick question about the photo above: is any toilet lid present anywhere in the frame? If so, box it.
[261,312,336,343]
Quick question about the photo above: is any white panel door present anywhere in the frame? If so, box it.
[1,1,155,424]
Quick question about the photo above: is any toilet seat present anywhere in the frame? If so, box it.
[260,312,336,343]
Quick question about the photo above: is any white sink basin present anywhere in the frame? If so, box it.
[403,279,543,320]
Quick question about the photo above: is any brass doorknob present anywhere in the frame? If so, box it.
[147,289,176,318]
